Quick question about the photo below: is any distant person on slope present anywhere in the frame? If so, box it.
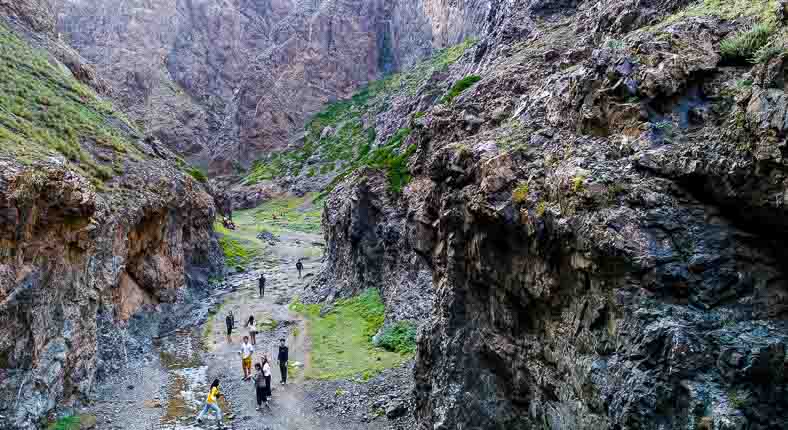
[259,273,266,298]
[296,259,303,279]
[196,378,224,427]
[239,336,255,380]
[246,315,257,345]
[277,338,289,385]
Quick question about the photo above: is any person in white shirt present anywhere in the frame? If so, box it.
[239,336,254,380]
[261,355,272,402]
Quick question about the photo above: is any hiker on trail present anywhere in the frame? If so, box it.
[259,273,266,298]
[225,312,234,340]
[296,259,303,279]
[196,378,224,427]
[239,336,254,380]
[254,363,270,411]
[246,315,257,345]
[277,338,289,385]
[262,355,273,400]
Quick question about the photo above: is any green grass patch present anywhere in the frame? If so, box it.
[47,415,96,430]
[661,0,778,27]
[0,23,141,183]
[375,321,417,354]
[720,23,774,64]
[442,75,482,104]
[290,290,410,380]
[247,194,323,234]
[214,221,258,270]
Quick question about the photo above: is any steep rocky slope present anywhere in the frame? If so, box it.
[46,0,497,176]
[308,0,788,428]
[0,14,222,430]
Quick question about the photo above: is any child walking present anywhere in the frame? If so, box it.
[196,378,224,428]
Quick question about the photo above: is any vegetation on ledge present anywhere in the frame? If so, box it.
[289,289,411,381]
[242,38,477,190]
[0,23,142,187]
[442,75,482,104]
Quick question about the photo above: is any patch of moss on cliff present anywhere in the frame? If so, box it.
[0,23,142,186]
[442,75,482,104]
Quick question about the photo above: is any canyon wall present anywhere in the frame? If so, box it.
[46,0,496,175]
[0,13,222,429]
[313,0,788,428]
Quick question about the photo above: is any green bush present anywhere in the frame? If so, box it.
[442,75,482,104]
[720,24,774,64]
[376,321,417,354]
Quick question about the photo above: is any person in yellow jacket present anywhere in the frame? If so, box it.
[196,378,224,427]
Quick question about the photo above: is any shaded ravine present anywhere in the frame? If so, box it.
[86,222,388,429]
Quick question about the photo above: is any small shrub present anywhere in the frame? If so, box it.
[376,321,418,354]
[571,175,586,193]
[719,24,774,64]
[512,182,529,204]
[413,111,426,119]
[442,75,482,104]
[753,39,786,64]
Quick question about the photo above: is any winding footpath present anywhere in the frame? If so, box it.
[87,224,388,430]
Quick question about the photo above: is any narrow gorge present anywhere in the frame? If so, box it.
[2,0,788,429]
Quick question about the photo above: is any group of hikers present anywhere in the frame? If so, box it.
[196,263,304,427]
[197,331,290,426]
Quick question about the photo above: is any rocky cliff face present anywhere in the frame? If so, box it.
[0,13,222,429]
[313,0,788,428]
[46,0,497,175]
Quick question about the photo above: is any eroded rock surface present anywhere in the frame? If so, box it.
[314,0,788,428]
[0,12,223,429]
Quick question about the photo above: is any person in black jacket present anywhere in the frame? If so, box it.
[277,338,289,385]
[225,312,234,341]
[295,259,303,279]
[258,273,266,298]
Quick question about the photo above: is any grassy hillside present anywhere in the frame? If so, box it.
[244,39,477,193]
[0,23,143,187]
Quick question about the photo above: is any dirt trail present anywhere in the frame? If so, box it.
[87,209,387,430]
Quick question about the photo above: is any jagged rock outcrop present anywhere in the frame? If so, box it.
[0,13,222,429]
[315,0,788,428]
[46,0,497,175]
[307,169,433,322]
